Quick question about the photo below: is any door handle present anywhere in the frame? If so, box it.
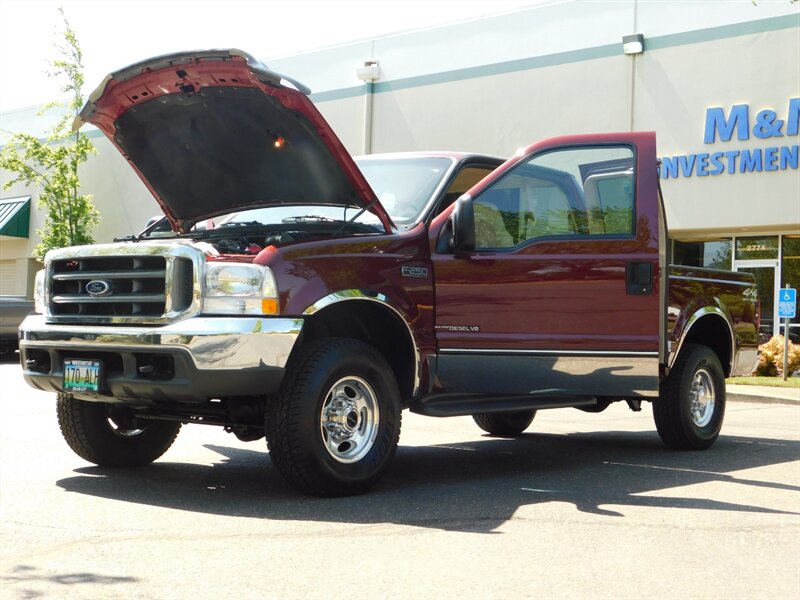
[627,262,653,295]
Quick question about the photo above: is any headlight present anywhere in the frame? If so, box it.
[203,263,278,315]
[33,269,46,314]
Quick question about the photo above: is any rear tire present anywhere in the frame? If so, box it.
[473,410,536,436]
[56,393,181,466]
[654,344,725,450]
[266,338,401,497]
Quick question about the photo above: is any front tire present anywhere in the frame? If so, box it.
[473,410,536,436]
[266,338,401,497]
[56,394,181,466]
[653,344,725,450]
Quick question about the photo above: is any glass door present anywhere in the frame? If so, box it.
[734,236,780,343]
[736,263,777,342]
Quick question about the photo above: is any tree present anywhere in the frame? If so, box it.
[0,8,99,260]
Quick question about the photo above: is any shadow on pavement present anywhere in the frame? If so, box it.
[1,564,137,598]
[55,429,800,533]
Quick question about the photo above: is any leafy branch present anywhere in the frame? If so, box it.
[0,7,99,260]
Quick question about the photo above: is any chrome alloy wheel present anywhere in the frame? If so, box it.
[320,376,379,463]
[689,367,716,427]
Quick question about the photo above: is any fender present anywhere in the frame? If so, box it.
[302,290,422,396]
[670,306,735,375]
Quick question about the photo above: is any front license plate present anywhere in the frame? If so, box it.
[63,359,102,394]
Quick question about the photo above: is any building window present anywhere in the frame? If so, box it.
[673,239,732,270]
[735,236,779,261]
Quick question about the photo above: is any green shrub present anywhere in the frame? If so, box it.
[754,335,800,376]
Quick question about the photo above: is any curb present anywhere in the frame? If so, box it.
[726,383,800,406]
[727,392,800,406]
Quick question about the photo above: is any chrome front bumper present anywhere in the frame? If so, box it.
[19,315,304,403]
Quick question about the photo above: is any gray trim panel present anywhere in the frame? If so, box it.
[436,353,659,398]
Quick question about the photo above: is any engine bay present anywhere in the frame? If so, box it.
[212,229,316,255]
[140,218,384,255]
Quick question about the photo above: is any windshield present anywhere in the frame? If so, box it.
[355,156,453,226]
[217,156,454,230]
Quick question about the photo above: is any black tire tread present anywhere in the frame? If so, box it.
[56,393,181,467]
[473,410,536,436]
[266,338,401,496]
[654,343,725,450]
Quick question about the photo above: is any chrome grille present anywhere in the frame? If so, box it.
[51,256,167,317]
[44,243,202,325]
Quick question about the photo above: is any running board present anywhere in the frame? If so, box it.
[409,393,598,417]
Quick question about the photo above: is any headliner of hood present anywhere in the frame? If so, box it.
[76,50,392,232]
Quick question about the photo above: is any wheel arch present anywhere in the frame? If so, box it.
[299,291,419,404]
[672,308,734,378]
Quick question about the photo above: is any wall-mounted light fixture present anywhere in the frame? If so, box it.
[356,60,380,82]
[622,33,645,55]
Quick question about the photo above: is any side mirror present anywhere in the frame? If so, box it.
[452,195,475,253]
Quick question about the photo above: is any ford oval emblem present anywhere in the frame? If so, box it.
[86,280,112,296]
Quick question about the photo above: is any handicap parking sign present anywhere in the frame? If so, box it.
[778,288,797,319]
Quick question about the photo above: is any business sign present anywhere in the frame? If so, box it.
[660,98,799,179]
[778,288,796,320]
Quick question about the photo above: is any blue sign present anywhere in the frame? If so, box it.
[659,97,800,179]
[778,288,797,319]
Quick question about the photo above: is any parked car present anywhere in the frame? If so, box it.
[18,50,759,496]
[0,296,34,358]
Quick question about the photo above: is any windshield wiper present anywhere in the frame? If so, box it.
[331,198,384,238]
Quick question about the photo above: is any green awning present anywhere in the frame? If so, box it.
[0,196,31,238]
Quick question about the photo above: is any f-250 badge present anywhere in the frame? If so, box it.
[401,265,428,278]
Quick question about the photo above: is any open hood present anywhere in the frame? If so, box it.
[76,49,393,233]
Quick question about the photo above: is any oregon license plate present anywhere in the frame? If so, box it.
[63,359,102,394]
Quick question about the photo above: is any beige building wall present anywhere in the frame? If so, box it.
[293,6,799,240]
[79,135,161,240]
[315,96,368,156]
[368,54,630,156]
[1,1,798,301]
[633,28,800,235]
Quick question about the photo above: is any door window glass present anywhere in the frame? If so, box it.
[473,146,635,249]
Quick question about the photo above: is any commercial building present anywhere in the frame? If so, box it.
[1,0,798,336]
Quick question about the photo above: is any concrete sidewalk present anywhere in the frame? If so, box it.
[727,383,800,405]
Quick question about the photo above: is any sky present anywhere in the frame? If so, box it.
[0,0,546,112]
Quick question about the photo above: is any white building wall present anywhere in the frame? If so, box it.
[368,53,630,155]
[1,0,798,299]
[633,27,800,234]
[266,1,799,236]
[267,0,795,98]
[79,135,161,240]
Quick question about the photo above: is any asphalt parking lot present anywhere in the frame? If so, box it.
[1,357,798,599]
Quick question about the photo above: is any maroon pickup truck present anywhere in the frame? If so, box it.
[19,50,759,496]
